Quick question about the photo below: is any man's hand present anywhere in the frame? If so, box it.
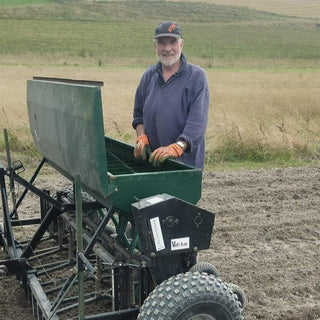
[149,143,184,167]
[134,134,150,161]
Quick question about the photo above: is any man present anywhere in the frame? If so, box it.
[132,21,209,170]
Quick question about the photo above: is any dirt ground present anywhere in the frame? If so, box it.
[0,165,320,320]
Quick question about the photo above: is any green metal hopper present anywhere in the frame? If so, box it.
[26,78,202,212]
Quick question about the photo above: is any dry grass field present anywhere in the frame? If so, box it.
[1,61,319,167]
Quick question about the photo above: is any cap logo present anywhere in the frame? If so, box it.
[168,23,176,33]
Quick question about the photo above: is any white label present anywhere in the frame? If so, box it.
[150,217,165,251]
[146,196,163,205]
[171,237,190,251]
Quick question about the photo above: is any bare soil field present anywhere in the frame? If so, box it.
[1,164,320,319]
[199,165,320,320]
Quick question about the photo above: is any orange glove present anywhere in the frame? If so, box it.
[134,134,150,161]
[149,143,184,167]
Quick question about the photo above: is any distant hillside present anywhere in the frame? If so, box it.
[154,0,320,18]
[1,0,319,18]
[0,1,294,21]
[0,0,53,5]
[0,1,319,64]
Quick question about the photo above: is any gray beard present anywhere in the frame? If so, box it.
[159,54,180,67]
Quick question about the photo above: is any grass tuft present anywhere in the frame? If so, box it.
[206,129,318,167]
[0,128,38,157]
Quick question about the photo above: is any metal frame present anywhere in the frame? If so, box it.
[0,78,218,319]
[0,132,144,319]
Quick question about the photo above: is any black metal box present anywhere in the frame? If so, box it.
[131,194,215,257]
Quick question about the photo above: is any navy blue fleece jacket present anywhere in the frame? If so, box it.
[132,53,209,169]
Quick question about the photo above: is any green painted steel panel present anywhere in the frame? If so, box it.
[27,80,109,196]
[110,169,202,213]
[26,79,203,212]
[105,137,202,212]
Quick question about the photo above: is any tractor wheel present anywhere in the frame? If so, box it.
[137,272,243,320]
[227,283,246,309]
[189,261,219,277]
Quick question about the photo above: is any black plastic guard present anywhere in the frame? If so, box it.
[131,194,215,258]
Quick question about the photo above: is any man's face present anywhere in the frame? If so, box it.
[155,37,184,67]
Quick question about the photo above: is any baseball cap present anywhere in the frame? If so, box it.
[154,21,182,39]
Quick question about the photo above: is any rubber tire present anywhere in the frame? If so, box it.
[137,272,244,320]
[227,283,246,310]
[189,261,219,277]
